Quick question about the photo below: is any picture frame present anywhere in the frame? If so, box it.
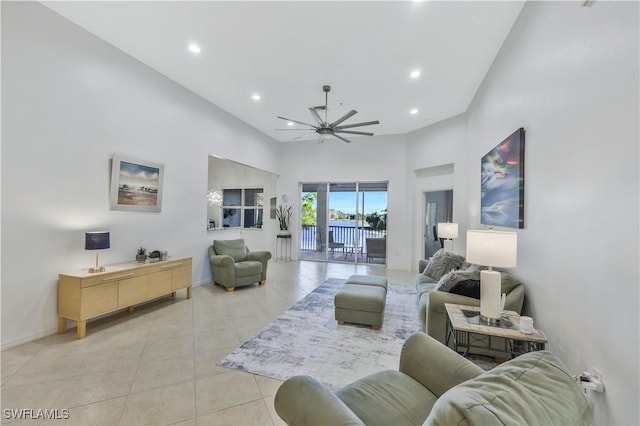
[110,154,164,212]
[480,128,525,229]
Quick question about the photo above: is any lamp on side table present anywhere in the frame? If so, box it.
[465,229,517,325]
[437,222,458,252]
[85,231,110,273]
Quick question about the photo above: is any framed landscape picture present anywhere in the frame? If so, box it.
[480,128,525,229]
[110,155,164,212]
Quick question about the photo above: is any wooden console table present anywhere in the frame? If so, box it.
[58,257,192,339]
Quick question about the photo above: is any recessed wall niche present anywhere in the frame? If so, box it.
[207,155,277,230]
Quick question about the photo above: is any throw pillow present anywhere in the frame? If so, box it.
[435,270,481,293]
[423,249,466,280]
[449,279,481,299]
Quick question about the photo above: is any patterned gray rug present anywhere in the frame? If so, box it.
[219,278,420,390]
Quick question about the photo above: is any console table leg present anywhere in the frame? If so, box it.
[186,287,192,299]
[76,321,86,339]
[58,317,66,334]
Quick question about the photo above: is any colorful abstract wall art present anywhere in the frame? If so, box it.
[480,128,525,229]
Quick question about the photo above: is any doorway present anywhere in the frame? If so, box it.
[300,182,388,264]
[424,190,453,258]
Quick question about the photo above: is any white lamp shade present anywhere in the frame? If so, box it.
[466,230,517,268]
[437,223,458,239]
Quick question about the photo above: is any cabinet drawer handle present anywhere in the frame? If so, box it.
[161,263,183,269]
[102,273,135,282]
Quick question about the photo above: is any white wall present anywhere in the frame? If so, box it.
[407,113,468,263]
[278,134,411,270]
[1,2,281,347]
[410,2,639,424]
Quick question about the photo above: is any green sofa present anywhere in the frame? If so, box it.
[208,239,271,292]
[274,332,593,425]
[416,257,525,346]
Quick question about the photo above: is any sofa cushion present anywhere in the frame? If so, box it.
[417,282,438,299]
[449,280,481,299]
[337,370,437,426]
[434,270,481,293]
[213,239,248,262]
[423,249,465,280]
[424,351,593,426]
[234,260,262,278]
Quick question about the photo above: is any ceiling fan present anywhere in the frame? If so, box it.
[276,85,380,143]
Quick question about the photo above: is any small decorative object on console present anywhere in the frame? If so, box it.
[148,250,161,263]
[136,247,147,263]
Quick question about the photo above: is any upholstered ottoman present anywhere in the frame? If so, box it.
[334,275,388,330]
[345,274,388,290]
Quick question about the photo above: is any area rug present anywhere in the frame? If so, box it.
[219,278,420,390]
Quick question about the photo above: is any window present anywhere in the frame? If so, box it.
[222,188,264,229]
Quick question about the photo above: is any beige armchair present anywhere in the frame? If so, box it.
[208,239,271,292]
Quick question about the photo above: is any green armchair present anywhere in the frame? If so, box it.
[208,239,271,292]
[274,332,592,425]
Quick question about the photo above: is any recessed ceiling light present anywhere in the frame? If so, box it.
[188,43,201,54]
[410,108,419,115]
[287,122,294,126]
[252,94,261,101]
[410,70,421,79]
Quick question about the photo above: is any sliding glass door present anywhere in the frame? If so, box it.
[300,181,387,265]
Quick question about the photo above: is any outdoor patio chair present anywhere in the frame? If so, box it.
[366,238,386,262]
[329,230,345,254]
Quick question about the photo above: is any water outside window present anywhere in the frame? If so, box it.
[300,182,388,264]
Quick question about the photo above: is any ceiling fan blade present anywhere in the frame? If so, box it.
[318,135,327,144]
[333,133,352,143]
[308,108,324,125]
[293,132,315,141]
[329,110,357,127]
[336,130,375,136]
[335,120,380,130]
[277,116,317,128]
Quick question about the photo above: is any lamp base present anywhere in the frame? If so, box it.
[480,270,502,321]
[443,239,453,252]
[88,266,106,273]
[479,314,501,326]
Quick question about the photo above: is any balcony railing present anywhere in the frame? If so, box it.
[300,224,387,253]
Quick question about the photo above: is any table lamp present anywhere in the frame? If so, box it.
[85,231,110,273]
[437,222,458,252]
[465,229,517,324]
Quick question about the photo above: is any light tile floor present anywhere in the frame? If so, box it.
[1,261,416,426]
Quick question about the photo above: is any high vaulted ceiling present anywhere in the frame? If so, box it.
[43,1,525,143]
